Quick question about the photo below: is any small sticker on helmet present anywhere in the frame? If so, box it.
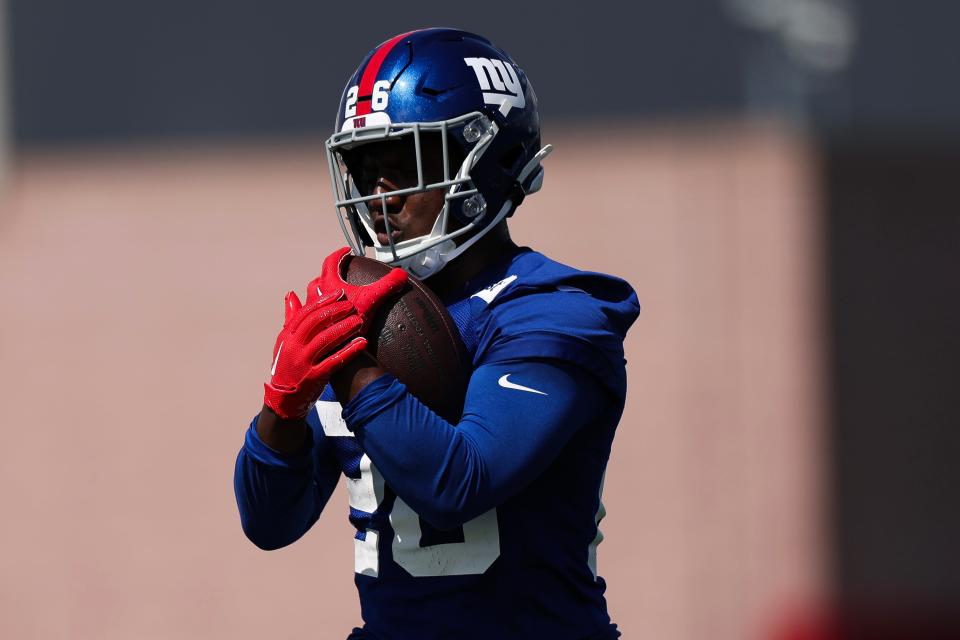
[341,111,392,132]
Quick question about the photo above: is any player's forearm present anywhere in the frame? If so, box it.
[234,415,337,549]
[329,351,387,404]
[255,405,309,453]
[345,378,489,529]
[343,361,604,530]
[234,452,319,549]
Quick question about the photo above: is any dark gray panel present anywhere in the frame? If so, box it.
[826,141,960,605]
[843,1,960,134]
[9,0,743,142]
[9,1,960,142]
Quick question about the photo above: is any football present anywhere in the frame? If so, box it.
[341,254,469,422]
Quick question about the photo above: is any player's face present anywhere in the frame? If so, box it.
[348,136,451,245]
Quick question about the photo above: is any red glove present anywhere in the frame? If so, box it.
[263,289,368,419]
[306,247,409,331]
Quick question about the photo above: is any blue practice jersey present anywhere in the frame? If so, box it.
[235,247,640,639]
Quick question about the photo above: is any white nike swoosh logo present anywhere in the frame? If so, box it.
[271,341,283,377]
[497,374,547,396]
[471,275,518,304]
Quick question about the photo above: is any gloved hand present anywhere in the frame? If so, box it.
[307,247,408,332]
[263,289,368,419]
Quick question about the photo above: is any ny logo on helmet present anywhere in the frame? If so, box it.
[463,57,526,116]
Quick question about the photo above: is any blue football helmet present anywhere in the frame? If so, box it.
[325,28,552,278]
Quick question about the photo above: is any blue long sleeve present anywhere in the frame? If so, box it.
[342,358,608,531]
[233,410,341,550]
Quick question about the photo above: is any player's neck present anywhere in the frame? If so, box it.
[426,223,518,298]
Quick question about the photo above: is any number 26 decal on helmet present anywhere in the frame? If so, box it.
[325,28,552,278]
[344,81,391,118]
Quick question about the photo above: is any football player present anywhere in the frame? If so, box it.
[234,28,640,639]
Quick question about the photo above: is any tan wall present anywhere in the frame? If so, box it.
[0,122,825,639]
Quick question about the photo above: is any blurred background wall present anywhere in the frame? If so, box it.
[11,0,960,144]
[1,1,957,638]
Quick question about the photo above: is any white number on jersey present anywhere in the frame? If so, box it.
[319,400,501,578]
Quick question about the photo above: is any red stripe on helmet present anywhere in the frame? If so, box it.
[356,30,417,116]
